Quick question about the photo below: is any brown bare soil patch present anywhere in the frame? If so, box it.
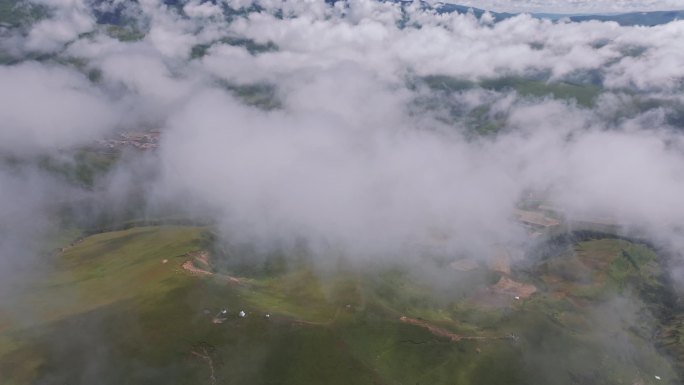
[180,251,245,284]
[182,259,213,276]
[491,276,537,298]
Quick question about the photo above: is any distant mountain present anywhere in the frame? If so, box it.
[429,2,684,26]
[83,0,684,27]
[564,10,684,26]
[433,2,517,22]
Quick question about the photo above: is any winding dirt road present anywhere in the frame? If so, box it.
[399,316,490,342]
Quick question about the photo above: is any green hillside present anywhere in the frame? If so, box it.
[0,227,680,384]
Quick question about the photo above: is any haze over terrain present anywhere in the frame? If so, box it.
[2,1,684,384]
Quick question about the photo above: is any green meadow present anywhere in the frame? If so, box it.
[0,227,680,384]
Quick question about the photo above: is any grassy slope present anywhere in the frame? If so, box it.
[530,239,678,383]
[37,149,120,189]
[0,226,378,385]
[421,75,601,108]
[0,229,680,384]
[481,77,601,108]
[0,0,47,28]
[417,75,601,136]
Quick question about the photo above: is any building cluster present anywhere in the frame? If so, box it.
[96,131,160,151]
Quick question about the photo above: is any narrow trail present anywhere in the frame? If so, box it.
[399,316,492,342]
[190,347,217,385]
[292,309,342,327]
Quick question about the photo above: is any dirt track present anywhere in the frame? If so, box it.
[182,260,213,276]
[292,309,342,327]
[399,316,488,342]
[180,251,243,284]
[190,346,217,385]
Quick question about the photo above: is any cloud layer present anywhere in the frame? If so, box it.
[2,0,684,265]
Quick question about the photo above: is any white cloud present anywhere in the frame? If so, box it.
[25,0,95,53]
[0,62,118,153]
[156,89,524,257]
[183,0,223,19]
[4,0,684,262]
